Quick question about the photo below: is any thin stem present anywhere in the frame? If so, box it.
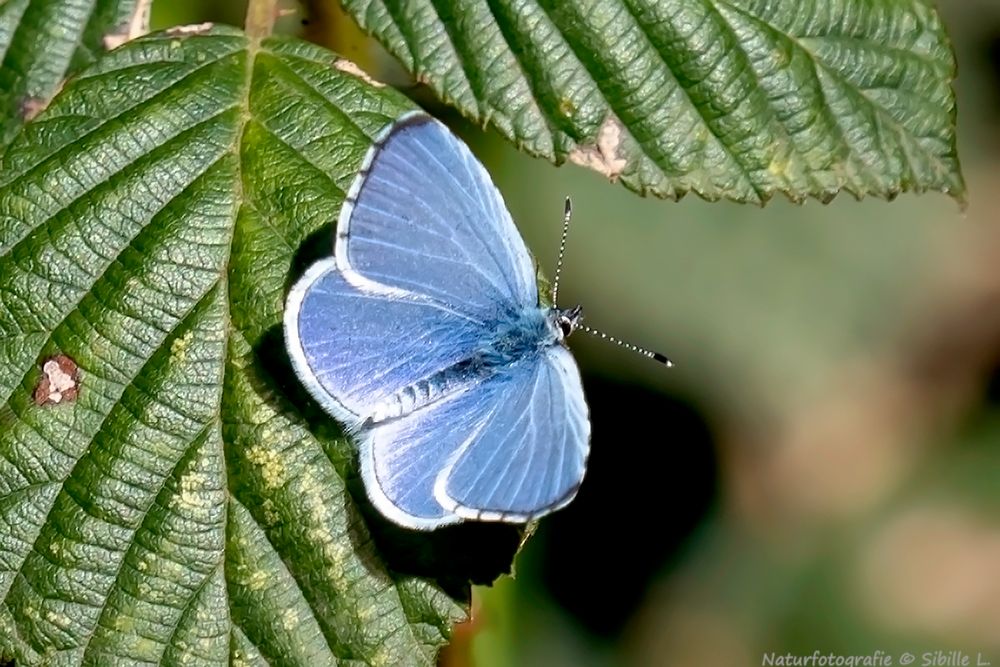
[245,0,279,41]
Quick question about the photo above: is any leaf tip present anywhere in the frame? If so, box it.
[944,176,969,212]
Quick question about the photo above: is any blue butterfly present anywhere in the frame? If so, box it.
[285,111,594,530]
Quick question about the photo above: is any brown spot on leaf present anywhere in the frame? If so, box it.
[567,116,628,181]
[33,355,80,406]
[164,22,215,37]
[334,59,385,88]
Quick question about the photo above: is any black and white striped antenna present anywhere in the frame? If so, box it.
[551,198,673,367]
[550,197,573,307]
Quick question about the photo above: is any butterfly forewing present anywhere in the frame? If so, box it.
[336,112,537,316]
[286,259,486,429]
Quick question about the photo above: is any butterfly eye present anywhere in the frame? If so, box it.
[556,305,583,339]
[559,318,574,338]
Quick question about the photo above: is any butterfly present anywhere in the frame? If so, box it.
[285,111,664,530]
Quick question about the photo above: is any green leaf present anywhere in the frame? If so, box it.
[0,26,535,665]
[0,0,146,148]
[340,0,965,204]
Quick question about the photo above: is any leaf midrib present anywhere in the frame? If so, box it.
[0,33,258,660]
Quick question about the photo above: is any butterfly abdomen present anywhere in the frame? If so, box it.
[366,356,487,424]
[365,309,557,425]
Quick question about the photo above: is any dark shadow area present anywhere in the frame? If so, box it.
[984,349,1000,405]
[986,368,1000,406]
[253,323,524,600]
[530,373,719,638]
[286,223,336,293]
[359,501,525,597]
[985,28,1000,118]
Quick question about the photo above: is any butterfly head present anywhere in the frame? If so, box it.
[553,305,583,341]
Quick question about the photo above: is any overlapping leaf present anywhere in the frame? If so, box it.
[0,27,468,665]
[0,0,146,147]
[341,0,965,203]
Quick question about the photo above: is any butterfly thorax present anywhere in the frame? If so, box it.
[364,306,582,425]
[479,304,581,360]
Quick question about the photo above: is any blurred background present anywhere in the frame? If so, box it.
[156,2,1000,665]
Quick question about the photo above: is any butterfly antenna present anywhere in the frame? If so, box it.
[552,197,674,368]
[580,324,674,367]
[551,197,573,306]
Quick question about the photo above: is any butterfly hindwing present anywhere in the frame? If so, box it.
[356,382,502,529]
[358,348,588,529]
[435,347,589,521]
